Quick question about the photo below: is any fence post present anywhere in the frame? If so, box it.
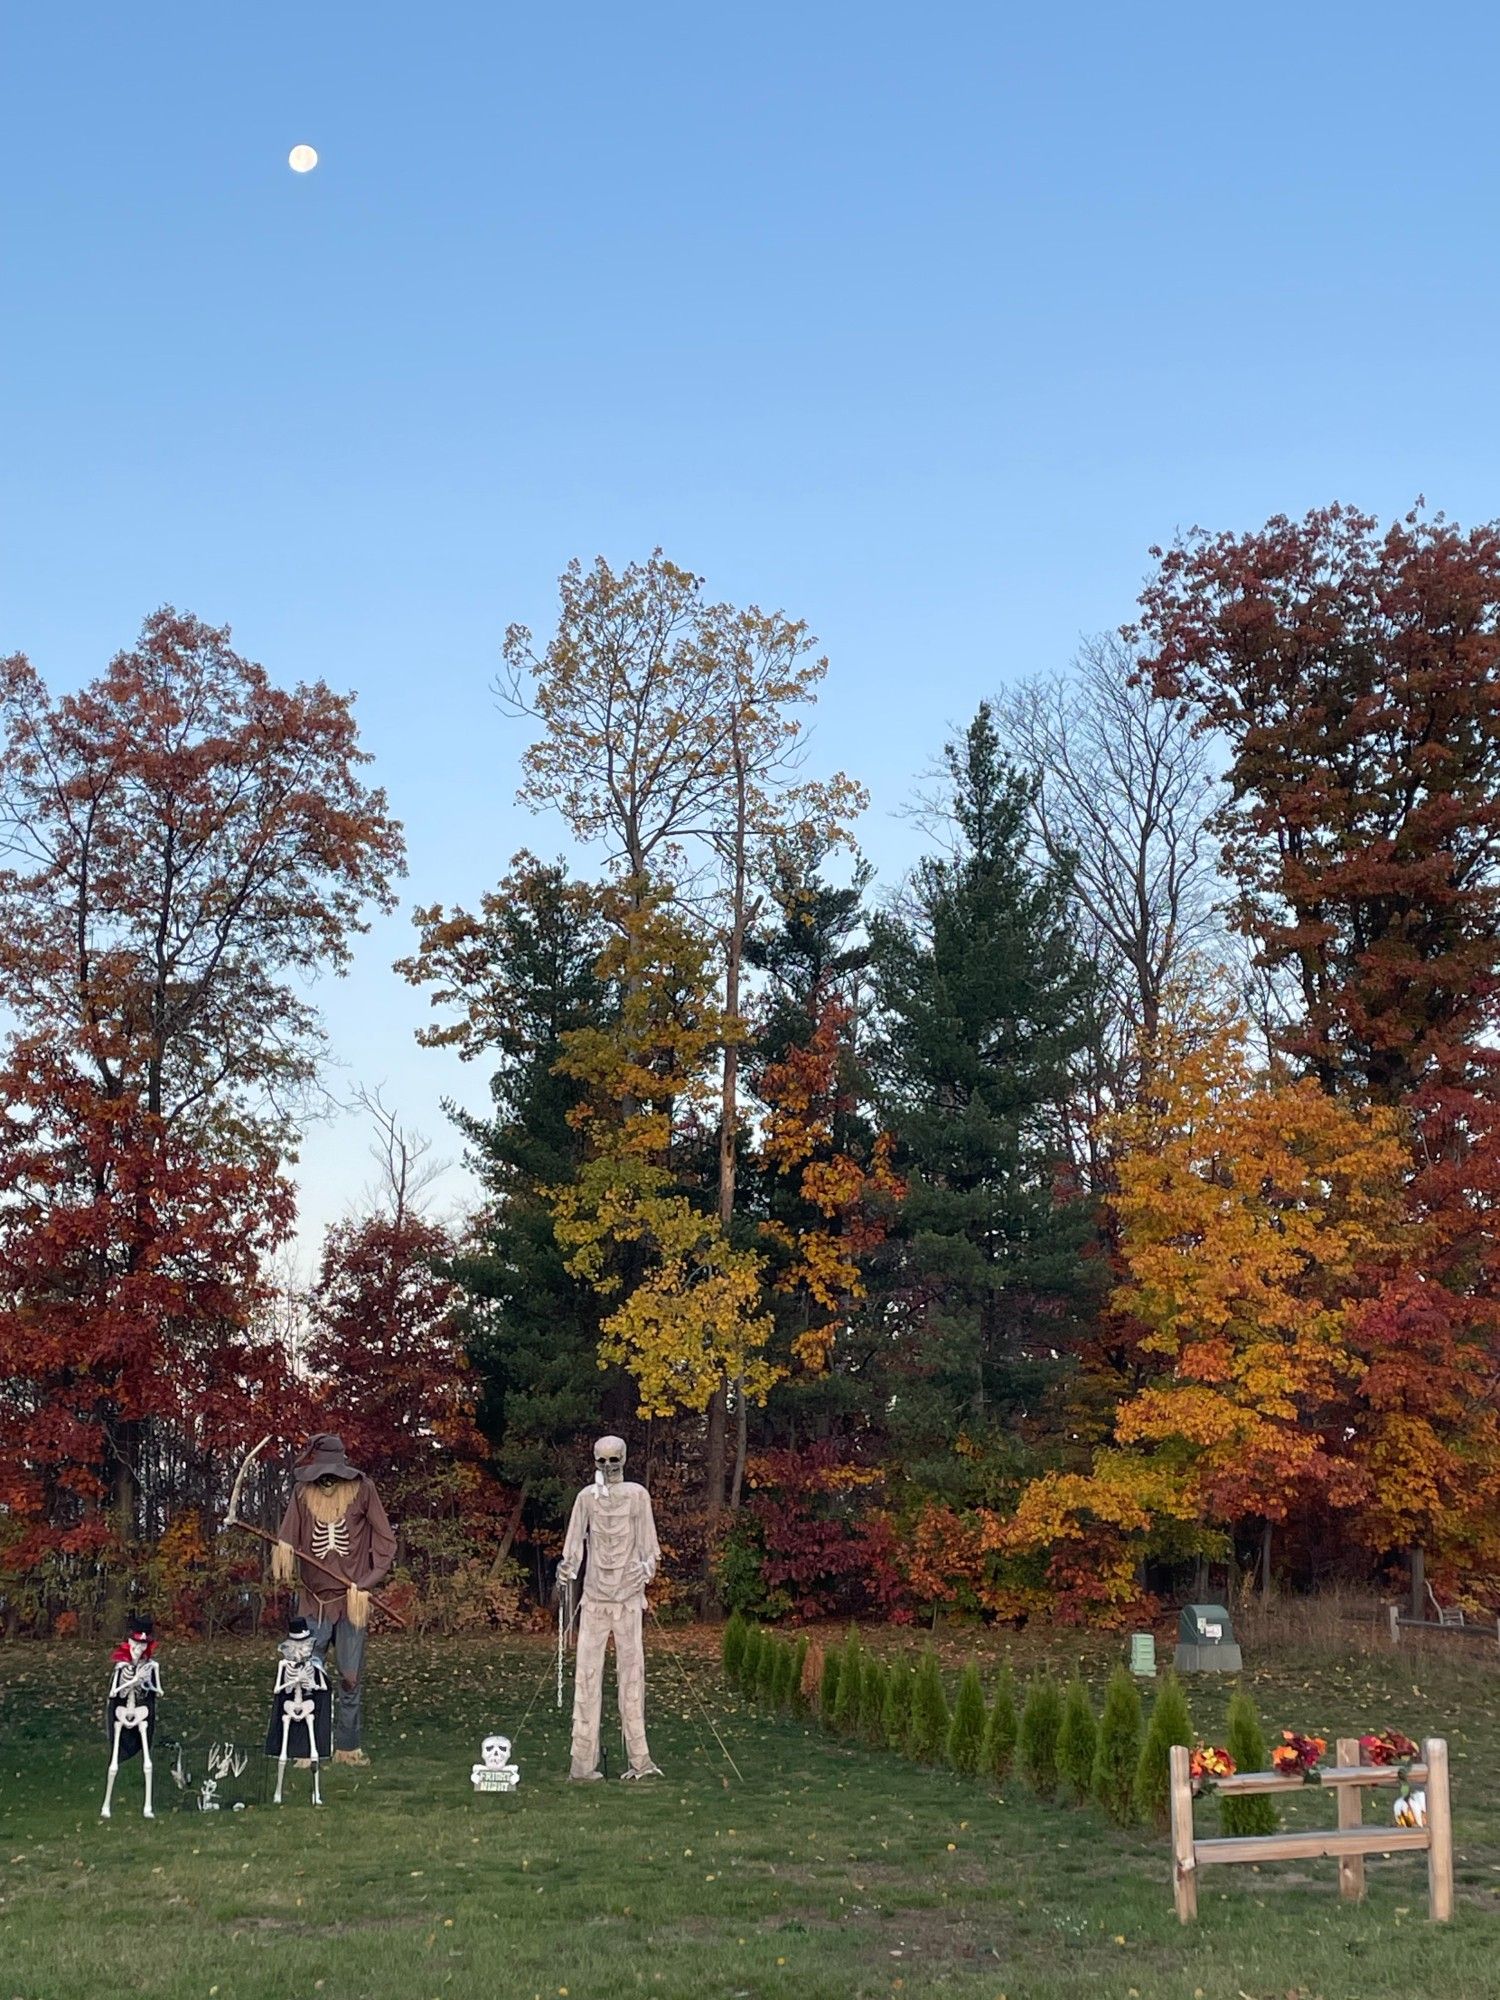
[1424,1737,1453,1922]
[1169,1743,1197,1922]
[1335,1738,1365,1901]
[1387,1603,1400,1648]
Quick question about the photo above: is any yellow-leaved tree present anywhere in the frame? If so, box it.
[1007,1003,1408,1619]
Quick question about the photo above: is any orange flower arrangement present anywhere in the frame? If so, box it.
[1189,1744,1236,1793]
[1270,1730,1326,1777]
[1359,1729,1417,1767]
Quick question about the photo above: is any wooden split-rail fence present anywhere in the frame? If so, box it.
[1168,1737,1454,1924]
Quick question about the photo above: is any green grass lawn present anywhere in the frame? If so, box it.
[1,1625,1496,2000]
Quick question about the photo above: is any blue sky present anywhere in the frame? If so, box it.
[6,2,1500,1259]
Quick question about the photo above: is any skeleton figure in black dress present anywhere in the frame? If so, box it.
[101,1616,162,1820]
[265,1614,332,1805]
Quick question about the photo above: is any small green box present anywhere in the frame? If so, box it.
[1129,1632,1157,1678]
[1174,1602,1242,1673]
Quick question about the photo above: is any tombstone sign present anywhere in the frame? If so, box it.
[1174,1602,1242,1673]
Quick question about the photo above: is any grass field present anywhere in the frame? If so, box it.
[2,1622,1497,2000]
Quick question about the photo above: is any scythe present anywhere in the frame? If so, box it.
[221,1435,407,1629]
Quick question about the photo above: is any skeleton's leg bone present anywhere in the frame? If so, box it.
[310,1743,322,1807]
[101,1718,125,1818]
[274,1710,292,1805]
[569,1600,611,1778]
[140,1726,155,1818]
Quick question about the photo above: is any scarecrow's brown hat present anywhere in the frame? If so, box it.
[293,1432,360,1483]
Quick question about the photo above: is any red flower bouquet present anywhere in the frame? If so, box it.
[1189,1744,1236,1793]
[1359,1729,1418,1767]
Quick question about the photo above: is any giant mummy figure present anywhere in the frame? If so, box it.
[265,1614,332,1805]
[557,1434,662,1782]
[101,1616,162,1820]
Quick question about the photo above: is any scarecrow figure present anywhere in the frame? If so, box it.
[272,1433,396,1766]
[101,1615,162,1820]
[557,1434,662,1782]
[266,1614,332,1805]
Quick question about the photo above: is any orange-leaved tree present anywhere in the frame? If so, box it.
[1009,1005,1407,1618]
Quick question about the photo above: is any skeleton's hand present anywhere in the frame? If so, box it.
[556,1562,577,1587]
[633,1557,656,1586]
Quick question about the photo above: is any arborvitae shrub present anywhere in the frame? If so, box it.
[819,1645,842,1730]
[882,1665,914,1751]
[1222,1688,1279,1836]
[906,1650,951,1762]
[1057,1678,1099,1805]
[772,1640,796,1710]
[1019,1674,1064,1800]
[859,1658,889,1746]
[833,1628,864,1737]
[946,1663,987,1776]
[739,1625,764,1697]
[1093,1667,1143,1826]
[722,1611,748,1688]
[1135,1671,1194,1828]
[790,1635,811,1715]
[981,1670,1019,1783]
[757,1631,782,1705]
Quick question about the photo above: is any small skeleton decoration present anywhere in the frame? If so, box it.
[198,1743,249,1811]
[265,1615,332,1806]
[101,1616,162,1820]
[558,1434,662,1782]
[469,1733,521,1793]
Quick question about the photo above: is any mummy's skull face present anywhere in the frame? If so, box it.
[594,1436,626,1485]
[481,1734,511,1769]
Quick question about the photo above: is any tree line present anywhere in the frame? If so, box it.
[3,505,1498,1634]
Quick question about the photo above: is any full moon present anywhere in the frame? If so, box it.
[288,144,318,173]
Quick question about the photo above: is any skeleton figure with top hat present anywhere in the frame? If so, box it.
[558,1435,662,1782]
[271,1433,396,1766]
[265,1614,333,1805]
[101,1615,162,1819]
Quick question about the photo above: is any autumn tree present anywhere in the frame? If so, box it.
[1133,505,1500,1582]
[499,553,862,1523]
[1007,1006,1408,1616]
[991,635,1224,1161]
[306,1096,491,1521]
[0,610,403,1560]
[869,704,1098,1484]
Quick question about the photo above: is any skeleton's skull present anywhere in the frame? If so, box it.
[126,1634,149,1664]
[481,1734,512,1769]
[281,1630,314,1666]
[594,1434,627,1486]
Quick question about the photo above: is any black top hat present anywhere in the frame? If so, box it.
[287,1614,313,1640]
[127,1614,155,1638]
[293,1432,360,1483]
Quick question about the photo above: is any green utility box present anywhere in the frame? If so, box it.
[1174,1602,1242,1673]
[1129,1632,1157,1678]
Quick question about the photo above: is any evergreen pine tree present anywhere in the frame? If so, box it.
[882,1665,914,1751]
[906,1650,951,1762]
[981,1669,1019,1783]
[1134,1672,1194,1828]
[869,708,1097,1460]
[1222,1689,1279,1836]
[946,1662,987,1776]
[1019,1675,1064,1800]
[819,1645,842,1731]
[859,1658,890,1747]
[722,1611,748,1688]
[1093,1668,1143,1826]
[1057,1678,1099,1804]
[833,1628,864,1737]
